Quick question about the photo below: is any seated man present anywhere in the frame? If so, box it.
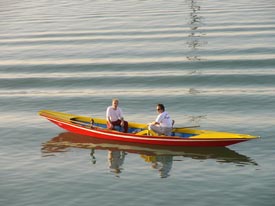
[106,98,128,133]
[148,104,173,136]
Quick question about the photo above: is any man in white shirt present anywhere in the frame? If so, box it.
[106,98,128,133]
[148,104,173,136]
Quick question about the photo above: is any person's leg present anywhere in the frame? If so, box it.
[148,124,163,135]
[123,121,128,133]
[163,127,172,136]
[108,120,121,130]
[107,121,113,129]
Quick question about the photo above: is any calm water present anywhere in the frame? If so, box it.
[1,0,275,205]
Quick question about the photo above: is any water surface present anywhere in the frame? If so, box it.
[0,0,275,206]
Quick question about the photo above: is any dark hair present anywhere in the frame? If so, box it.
[157,104,165,111]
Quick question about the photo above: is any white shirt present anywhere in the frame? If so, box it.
[155,111,173,127]
[106,106,124,122]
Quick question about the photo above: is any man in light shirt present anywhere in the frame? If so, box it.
[148,104,173,136]
[106,98,128,133]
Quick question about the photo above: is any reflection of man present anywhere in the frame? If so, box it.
[141,155,173,178]
[108,150,126,176]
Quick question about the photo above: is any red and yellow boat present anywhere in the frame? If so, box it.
[39,110,258,147]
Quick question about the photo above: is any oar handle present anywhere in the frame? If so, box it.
[70,118,95,128]
[173,125,200,129]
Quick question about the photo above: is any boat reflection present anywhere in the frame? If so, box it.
[42,132,258,178]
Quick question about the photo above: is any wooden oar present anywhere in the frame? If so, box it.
[173,125,200,129]
[70,118,94,128]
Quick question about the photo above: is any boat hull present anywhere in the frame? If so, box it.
[47,116,249,147]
